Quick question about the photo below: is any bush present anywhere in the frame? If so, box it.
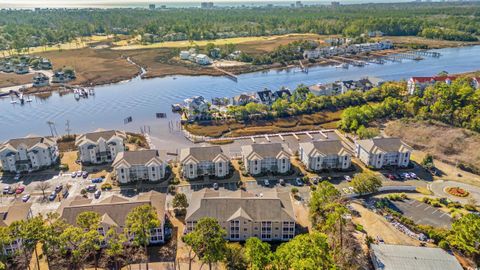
[59,164,69,171]
[168,185,176,195]
[438,240,450,250]
[291,187,299,194]
[464,204,478,212]
[101,183,112,190]
[355,224,365,232]
[170,178,180,185]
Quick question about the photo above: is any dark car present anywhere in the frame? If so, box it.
[62,189,69,199]
[82,171,89,178]
[48,191,57,201]
[91,178,103,183]
[295,178,304,186]
[279,179,286,186]
[55,184,63,192]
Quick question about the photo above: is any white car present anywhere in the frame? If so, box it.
[22,194,31,202]
[264,179,270,186]
[14,173,21,181]
[344,175,352,182]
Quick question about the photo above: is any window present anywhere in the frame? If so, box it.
[261,221,272,240]
[230,220,240,239]
[282,221,295,239]
[152,167,155,171]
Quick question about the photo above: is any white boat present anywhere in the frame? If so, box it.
[10,100,17,104]
[336,63,349,69]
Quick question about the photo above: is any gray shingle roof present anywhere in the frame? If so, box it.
[241,143,291,159]
[370,244,463,270]
[2,136,55,150]
[58,191,166,228]
[186,189,295,222]
[0,202,32,227]
[299,139,350,156]
[356,137,412,154]
[112,150,164,167]
[180,146,227,163]
[75,130,126,145]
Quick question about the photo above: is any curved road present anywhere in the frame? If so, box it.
[430,180,480,204]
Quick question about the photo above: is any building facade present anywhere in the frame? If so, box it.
[75,130,126,165]
[1,203,33,255]
[186,189,296,242]
[113,150,167,184]
[299,140,351,171]
[0,136,59,173]
[241,143,291,175]
[180,146,230,179]
[59,191,167,245]
[355,137,412,169]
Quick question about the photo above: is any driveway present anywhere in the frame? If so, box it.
[430,180,480,204]
[388,198,452,228]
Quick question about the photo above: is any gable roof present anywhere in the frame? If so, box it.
[1,136,56,152]
[370,244,463,270]
[356,137,412,154]
[58,191,166,228]
[299,139,350,157]
[241,143,291,160]
[112,150,165,167]
[410,76,457,83]
[179,146,228,163]
[75,130,126,146]
[186,189,295,223]
[0,202,32,227]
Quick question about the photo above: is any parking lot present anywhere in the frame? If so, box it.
[388,199,452,228]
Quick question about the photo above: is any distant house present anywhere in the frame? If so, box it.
[38,58,52,70]
[227,50,242,60]
[256,89,275,105]
[232,93,258,106]
[309,82,342,96]
[210,48,221,58]
[0,136,59,173]
[179,51,190,60]
[299,140,351,171]
[274,88,292,99]
[472,77,480,89]
[180,146,230,180]
[195,54,212,65]
[113,150,167,184]
[370,244,463,270]
[2,62,13,73]
[75,130,126,165]
[185,189,296,241]
[184,96,209,115]
[59,191,167,245]
[32,73,49,87]
[241,143,291,175]
[407,76,457,95]
[1,202,33,255]
[14,63,29,74]
[355,137,412,169]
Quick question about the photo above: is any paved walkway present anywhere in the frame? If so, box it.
[430,180,480,204]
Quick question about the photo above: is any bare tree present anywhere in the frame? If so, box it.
[36,182,51,200]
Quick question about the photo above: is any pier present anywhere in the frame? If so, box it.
[213,66,238,82]
[299,60,308,73]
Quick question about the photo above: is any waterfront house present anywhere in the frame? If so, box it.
[309,82,342,96]
[195,54,212,65]
[184,96,209,119]
[59,191,167,245]
[75,130,126,165]
[1,202,33,255]
[185,189,296,241]
[32,73,49,87]
[14,63,29,74]
[407,76,457,95]
[274,88,292,99]
[210,48,221,58]
[180,146,230,179]
[241,143,291,175]
[370,244,463,270]
[179,51,190,60]
[355,137,412,169]
[51,70,76,83]
[2,62,13,73]
[113,150,167,184]
[0,136,59,173]
[232,93,258,106]
[299,140,351,171]
[256,89,275,105]
[473,77,480,89]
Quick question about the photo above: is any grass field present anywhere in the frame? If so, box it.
[185,110,342,138]
[112,33,328,50]
[378,36,480,49]
[0,73,34,88]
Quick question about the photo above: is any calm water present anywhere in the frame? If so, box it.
[1,45,479,151]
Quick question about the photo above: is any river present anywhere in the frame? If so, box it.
[1,45,479,151]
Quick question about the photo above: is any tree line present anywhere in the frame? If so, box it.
[0,2,479,53]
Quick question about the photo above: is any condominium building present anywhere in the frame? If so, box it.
[113,150,167,184]
[355,137,412,169]
[179,146,230,179]
[299,139,351,171]
[75,130,126,164]
[241,143,291,175]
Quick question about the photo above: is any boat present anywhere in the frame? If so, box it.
[336,63,349,69]
[10,100,17,104]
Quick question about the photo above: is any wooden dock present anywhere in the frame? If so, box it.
[213,66,238,82]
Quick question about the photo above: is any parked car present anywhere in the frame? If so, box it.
[55,184,63,192]
[3,186,11,195]
[279,179,286,186]
[22,194,31,202]
[409,172,418,179]
[76,171,82,178]
[71,172,77,178]
[48,191,57,201]
[86,184,97,192]
[402,172,411,179]
[376,235,384,244]
[263,179,270,187]
[213,183,219,190]
[312,177,319,185]
[91,177,103,183]
[82,171,89,178]
[295,178,303,186]
[344,175,352,182]
[15,186,25,194]
[94,190,101,199]
[14,173,21,181]
[62,189,69,199]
